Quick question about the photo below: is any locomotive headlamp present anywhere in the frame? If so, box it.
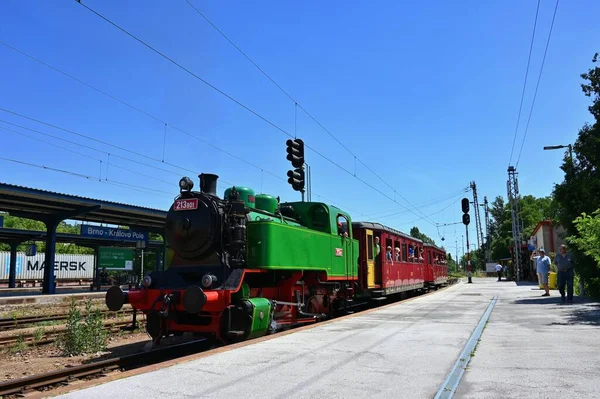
[179,177,194,192]
[142,275,152,288]
[201,274,215,288]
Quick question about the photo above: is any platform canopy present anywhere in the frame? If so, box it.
[0,182,168,293]
[0,182,167,232]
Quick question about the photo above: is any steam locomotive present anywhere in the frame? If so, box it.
[106,173,447,345]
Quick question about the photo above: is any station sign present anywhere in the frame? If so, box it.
[80,224,149,243]
[98,247,134,271]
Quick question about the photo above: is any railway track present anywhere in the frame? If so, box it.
[0,309,133,332]
[0,320,135,348]
[0,339,211,397]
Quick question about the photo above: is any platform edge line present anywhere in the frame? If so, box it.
[433,295,498,399]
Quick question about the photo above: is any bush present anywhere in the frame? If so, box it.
[57,298,107,356]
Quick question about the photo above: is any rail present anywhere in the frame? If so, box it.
[0,339,210,397]
[0,309,133,332]
[0,320,134,348]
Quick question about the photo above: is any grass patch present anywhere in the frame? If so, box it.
[10,334,27,354]
[56,298,107,356]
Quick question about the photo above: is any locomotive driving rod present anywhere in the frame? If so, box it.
[271,300,326,319]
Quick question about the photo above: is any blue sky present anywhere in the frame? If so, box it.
[0,0,598,257]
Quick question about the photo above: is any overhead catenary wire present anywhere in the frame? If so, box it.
[0,115,236,187]
[0,39,285,184]
[0,125,183,189]
[508,0,541,167]
[515,0,560,168]
[0,156,173,198]
[73,0,440,226]
[370,190,467,222]
[182,0,437,223]
[0,117,200,180]
[1,4,466,229]
[0,111,368,215]
[0,40,380,215]
[361,186,470,218]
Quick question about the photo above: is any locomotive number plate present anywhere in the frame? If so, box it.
[174,198,198,211]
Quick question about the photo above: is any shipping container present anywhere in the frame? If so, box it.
[0,252,95,282]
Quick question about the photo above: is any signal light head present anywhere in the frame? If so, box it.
[461,198,470,213]
[287,168,305,192]
[286,138,305,168]
[462,213,470,226]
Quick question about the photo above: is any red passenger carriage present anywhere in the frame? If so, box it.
[423,243,448,288]
[352,222,427,298]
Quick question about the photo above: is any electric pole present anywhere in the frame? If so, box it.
[482,196,491,262]
[455,239,458,274]
[507,166,523,282]
[470,181,484,251]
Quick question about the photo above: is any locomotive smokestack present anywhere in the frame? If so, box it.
[199,173,218,196]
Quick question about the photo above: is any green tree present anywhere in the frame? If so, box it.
[409,226,436,245]
[488,195,557,262]
[554,53,600,297]
[446,252,458,273]
[567,210,600,265]
[0,215,93,254]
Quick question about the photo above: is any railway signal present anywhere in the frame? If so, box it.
[286,138,307,198]
[287,168,305,192]
[462,197,471,274]
[461,197,470,214]
[286,139,304,168]
[462,213,470,226]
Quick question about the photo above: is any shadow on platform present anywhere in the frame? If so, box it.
[549,303,600,327]
[515,281,539,287]
[513,297,600,326]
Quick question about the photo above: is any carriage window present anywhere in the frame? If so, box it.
[402,243,407,262]
[367,234,373,260]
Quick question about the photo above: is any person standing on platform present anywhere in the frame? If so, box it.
[531,248,551,297]
[495,263,503,281]
[555,244,574,304]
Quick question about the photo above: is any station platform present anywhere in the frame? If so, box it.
[56,278,600,399]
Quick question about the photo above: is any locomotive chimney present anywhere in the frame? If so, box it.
[199,173,218,196]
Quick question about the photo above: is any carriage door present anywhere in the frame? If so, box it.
[336,215,353,280]
[365,229,376,288]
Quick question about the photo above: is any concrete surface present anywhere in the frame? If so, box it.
[455,281,600,399]
[56,278,600,399]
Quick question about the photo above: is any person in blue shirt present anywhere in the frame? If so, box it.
[555,244,574,304]
[530,247,551,297]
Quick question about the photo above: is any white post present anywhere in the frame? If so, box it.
[141,249,144,282]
